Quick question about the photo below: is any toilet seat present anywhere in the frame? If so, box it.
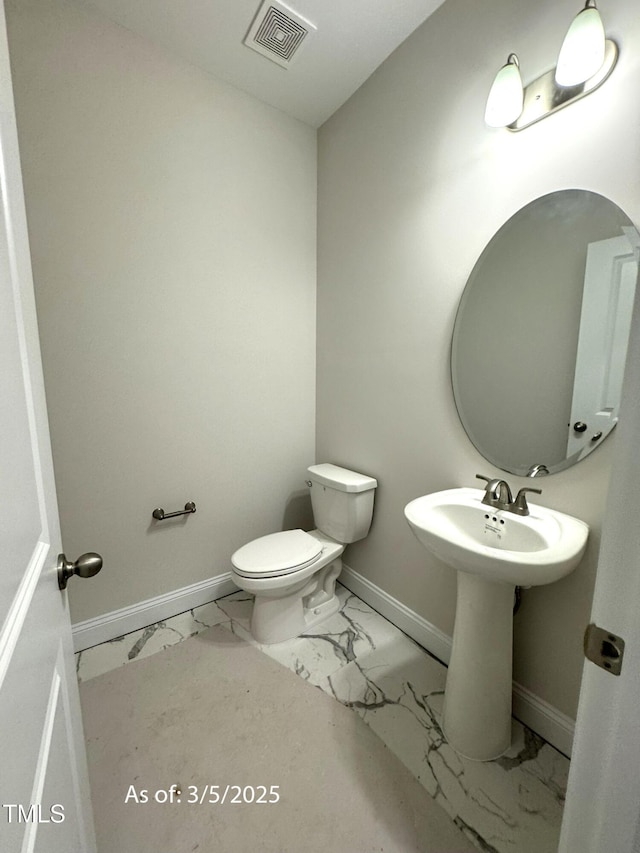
[231,529,323,579]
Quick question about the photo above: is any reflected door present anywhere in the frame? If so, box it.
[567,234,638,460]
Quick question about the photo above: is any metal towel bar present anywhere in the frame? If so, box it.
[152,501,196,521]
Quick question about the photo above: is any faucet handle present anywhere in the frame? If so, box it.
[513,487,542,516]
[476,474,499,507]
[476,474,497,506]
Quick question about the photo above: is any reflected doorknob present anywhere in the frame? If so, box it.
[58,552,103,590]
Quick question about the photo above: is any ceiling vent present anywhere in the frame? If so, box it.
[244,0,316,68]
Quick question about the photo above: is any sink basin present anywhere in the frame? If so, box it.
[404,486,589,761]
[404,487,588,585]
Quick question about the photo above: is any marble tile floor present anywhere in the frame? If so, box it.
[76,584,569,853]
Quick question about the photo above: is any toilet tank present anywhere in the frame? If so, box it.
[307,463,377,544]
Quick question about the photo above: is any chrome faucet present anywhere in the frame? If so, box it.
[476,474,542,516]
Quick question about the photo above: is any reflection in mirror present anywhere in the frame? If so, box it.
[451,190,640,476]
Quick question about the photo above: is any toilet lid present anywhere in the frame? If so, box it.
[231,529,323,578]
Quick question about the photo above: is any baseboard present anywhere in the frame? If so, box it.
[510,681,575,757]
[72,573,238,653]
[339,563,574,758]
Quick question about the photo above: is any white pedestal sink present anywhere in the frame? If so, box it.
[404,487,588,761]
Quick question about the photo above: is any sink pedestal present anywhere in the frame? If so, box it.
[443,572,514,761]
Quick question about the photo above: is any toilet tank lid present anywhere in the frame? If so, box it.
[307,463,377,493]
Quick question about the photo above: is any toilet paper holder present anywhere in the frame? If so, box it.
[152,501,196,521]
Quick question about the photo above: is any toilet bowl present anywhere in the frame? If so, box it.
[231,463,377,644]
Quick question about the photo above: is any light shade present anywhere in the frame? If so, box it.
[484,54,524,128]
[555,1,606,86]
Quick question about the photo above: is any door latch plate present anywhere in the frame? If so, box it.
[584,623,625,676]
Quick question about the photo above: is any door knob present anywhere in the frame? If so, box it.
[58,552,103,590]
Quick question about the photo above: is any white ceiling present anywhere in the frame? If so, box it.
[81,0,447,127]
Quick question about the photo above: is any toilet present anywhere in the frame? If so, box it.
[230,463,377,644]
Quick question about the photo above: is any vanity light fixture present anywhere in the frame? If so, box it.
[485,0,617,131]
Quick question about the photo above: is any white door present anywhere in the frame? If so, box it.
[559,239,640,851]
[567,234,637,460]
[0,2,97,850]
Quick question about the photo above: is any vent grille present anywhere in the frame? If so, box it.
[255,7,306,61]
[244,0,316,68]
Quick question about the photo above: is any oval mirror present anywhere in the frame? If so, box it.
[452,190,640,476]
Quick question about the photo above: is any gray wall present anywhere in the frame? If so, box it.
[317,0,640,718]
[7,0,317,623]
